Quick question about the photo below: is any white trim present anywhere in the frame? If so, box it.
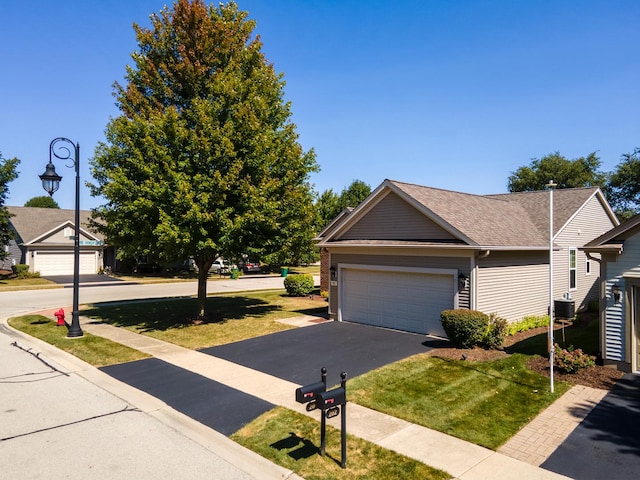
[569,247,578,291]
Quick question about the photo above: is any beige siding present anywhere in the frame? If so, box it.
[338,192,457,241]
[555,195,616,310]
[477,251,549,322]
[328,252,470,316]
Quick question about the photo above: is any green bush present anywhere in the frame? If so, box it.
[554,344,595,373]
[506,315,549,336]
[283,274,315,296]
[13,264,40,279]
[482,314,508,349]
[440,309,489,348]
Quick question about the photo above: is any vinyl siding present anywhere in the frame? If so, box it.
[554,195,615,310]
[338,192,457,241]
[329,252,470,315]
[477,251,549,322]
[603,233,640,362]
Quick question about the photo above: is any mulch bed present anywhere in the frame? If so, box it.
[427,316,625,391]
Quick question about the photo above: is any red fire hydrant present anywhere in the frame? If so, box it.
[54,308,66,327]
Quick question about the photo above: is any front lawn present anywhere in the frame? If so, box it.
[232,407,449,480]
[82,289,328,349]
[8,315,150,367]
[348,353,569,450]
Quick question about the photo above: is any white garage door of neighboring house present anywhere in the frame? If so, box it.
[34,252,97,276]
[340,267,455,337]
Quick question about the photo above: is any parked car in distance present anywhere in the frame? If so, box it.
[242,260,261,273]
[209,259,232,274]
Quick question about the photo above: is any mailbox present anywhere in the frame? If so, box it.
[295,381,326,404]
[316,387,345,410]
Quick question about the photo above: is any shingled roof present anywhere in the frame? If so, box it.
[7,206,103,244]
[320,180,611,249]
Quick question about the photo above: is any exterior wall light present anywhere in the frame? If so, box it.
[612,284,622,303]
[330,266,337,280]
[458,272,468,289]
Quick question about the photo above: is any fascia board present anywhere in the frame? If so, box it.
[321,181,392,241]
[25,220,101,245]
[323,180,474,245]
[555,189,618,240]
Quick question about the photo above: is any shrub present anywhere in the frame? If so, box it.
[440,309,489,348]
[506,315,549,336]
[554,344,595,373]
[482,313,508,349]
[283,274,314,296]
[13,264,40,279]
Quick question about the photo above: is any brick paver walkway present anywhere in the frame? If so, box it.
[499,384,608,466]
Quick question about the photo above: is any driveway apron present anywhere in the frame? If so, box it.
[200,321,435,386]
[541,373,640,480]
[100,358,274,436]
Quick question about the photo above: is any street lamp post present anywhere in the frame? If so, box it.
[39,138,83,338]
[547,180,557,393]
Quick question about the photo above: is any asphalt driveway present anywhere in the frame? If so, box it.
[201,321,436,386]
[541,373,640,480]
[101,321,434,436]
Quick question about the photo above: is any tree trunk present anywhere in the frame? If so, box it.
[196,259,213,319]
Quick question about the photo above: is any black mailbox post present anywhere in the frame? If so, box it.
[294,369,348,469]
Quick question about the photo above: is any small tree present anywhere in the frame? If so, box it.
[605,148,640,221]
[24,196,60,208]
[508,152,607,192]
[0,151,20,262]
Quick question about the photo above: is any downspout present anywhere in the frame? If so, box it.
[473,250,490,311]
[586,252,606,365]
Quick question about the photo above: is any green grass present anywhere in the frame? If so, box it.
[8,315,150,367]
[0,277,60,291]
[348,353,569,450]
[82,289,328,349]
[232,407,449,480]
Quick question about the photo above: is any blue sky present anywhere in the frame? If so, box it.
[1,0,638,210]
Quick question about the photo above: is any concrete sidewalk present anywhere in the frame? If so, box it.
[75,316,577,480]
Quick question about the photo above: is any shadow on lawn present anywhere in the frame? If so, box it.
[83,295,281,332]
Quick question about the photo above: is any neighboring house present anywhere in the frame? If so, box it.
[5,206,105,276]
[582,214,640,373]
[316,179,618,337]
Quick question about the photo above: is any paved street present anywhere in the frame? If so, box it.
[0,276,301,480]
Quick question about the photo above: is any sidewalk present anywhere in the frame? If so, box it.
[74,315,583,480]
[0,321,301,480]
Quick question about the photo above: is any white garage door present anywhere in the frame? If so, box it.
[34,252,97,276]
[341,268,454,336]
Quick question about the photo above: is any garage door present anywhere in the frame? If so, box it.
[341,268,454,336]
[34,252,97,276]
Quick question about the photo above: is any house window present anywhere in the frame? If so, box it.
[586,258,591,276]
[569,248,577,290]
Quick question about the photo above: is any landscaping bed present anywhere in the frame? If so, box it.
[427,314,625,390]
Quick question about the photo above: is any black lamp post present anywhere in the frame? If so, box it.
[39,138,83,338]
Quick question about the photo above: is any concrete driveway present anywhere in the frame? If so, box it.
[541,372,640,480]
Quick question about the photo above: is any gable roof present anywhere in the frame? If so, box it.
[582,213,640,254]
[7,206,103,244]
[319,179,617,249]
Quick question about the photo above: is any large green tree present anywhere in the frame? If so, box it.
[507,152,607,192]
[606,148,640,222]
[0,151,20,262]
[90,0,317,319]
[24,196,60,208]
